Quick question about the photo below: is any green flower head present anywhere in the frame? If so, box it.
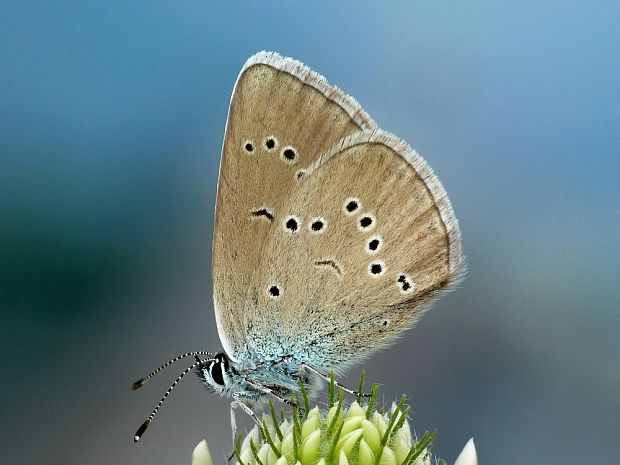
[191,378,477,465]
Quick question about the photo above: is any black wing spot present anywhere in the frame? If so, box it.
[358,214,375,231]
[251,208,274,222]
[367,235,383,253]
[368,260,385,277]
[268,284,282,299]
[295,169,306,181]
[243,140,255,153]
[280,146,298,164]
[314,259,343,277]
[396,273,415,294]
[309,217,327,233]
[343,198,361,215]
[283,216,300,233]
[264,136,278,151]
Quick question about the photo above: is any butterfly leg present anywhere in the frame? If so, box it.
[301,363,371,398]
[228,402,239,463]
[245,379,300,413]
[231,395,260,425]
[228,397,260,462]
[229,402,239,450]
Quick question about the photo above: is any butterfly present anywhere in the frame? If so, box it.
[132,51,464,443]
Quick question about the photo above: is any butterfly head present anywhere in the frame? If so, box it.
[195,352,238,395]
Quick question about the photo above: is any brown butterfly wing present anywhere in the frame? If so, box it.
[245,130,464,370]
[212,52,376,360]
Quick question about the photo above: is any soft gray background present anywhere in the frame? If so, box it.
[1,1,618,464]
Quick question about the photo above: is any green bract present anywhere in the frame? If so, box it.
[193,378,445,465]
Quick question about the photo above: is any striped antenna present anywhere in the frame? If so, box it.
[132,351,215,390]
[133,357,212,442]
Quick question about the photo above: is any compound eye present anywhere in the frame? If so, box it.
[209,360,225,386]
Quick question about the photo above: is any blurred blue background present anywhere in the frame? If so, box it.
[1,1,618,464]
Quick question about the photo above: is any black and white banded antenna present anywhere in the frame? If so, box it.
[132,352,215,442]
[132,351,215,390]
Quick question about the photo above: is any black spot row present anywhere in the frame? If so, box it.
[242,137,299,165]
[283,215,327,234]
[243,137,278,154]
[342,198,375,231]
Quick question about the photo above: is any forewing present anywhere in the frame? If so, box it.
[212,52,376,360]
[246,130,464,370]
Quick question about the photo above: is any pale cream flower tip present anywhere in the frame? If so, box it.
[454,438,477,465]
[192,439,214,465]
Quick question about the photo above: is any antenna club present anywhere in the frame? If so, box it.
[134,420,150,443]
[132,379,145,391]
